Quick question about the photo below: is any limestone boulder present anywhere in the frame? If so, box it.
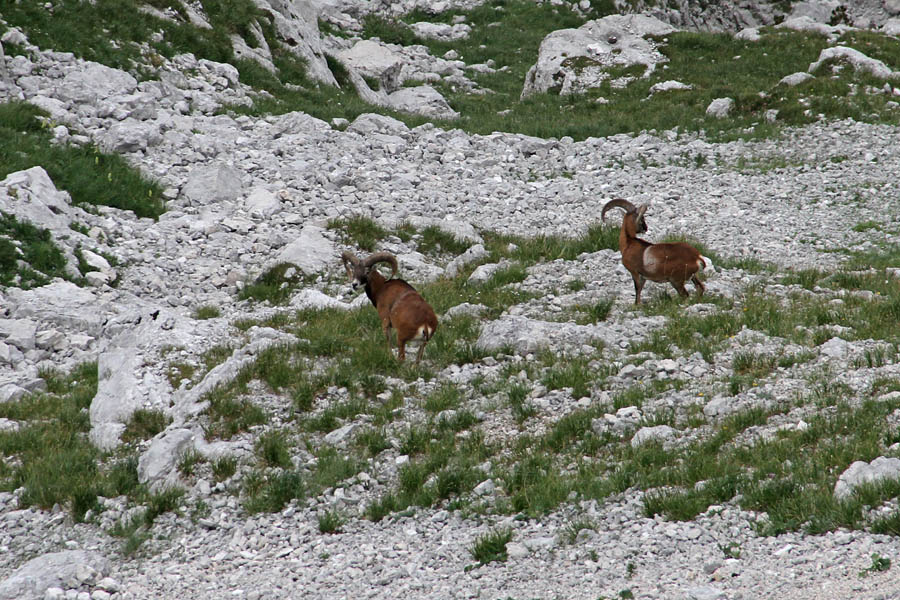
[181,163,245,206]
[257,0,336,86]
[706,97,734,118]
[387,85,459,120]
[55,62,137,104]
[269,224,336,275]
[337,39,403,83]
[138,428,196,491]
[522,14,677,98]
[809,46,898,80]
[0,551,109,600]
[834,457,900,500]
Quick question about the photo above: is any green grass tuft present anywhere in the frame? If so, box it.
[469,527,513,565]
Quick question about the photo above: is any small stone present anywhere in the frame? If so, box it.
[44,588,65,600]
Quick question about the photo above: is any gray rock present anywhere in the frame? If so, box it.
[685,586,727,600]
[0,384,27,403]
[735,27,761,41]
[444,244,489,278]
[137,428,195,490]
[788,1,842,23]
[0,319,37,352]
[778,16,838,37]
[617,363,649,380]
[245,188,281,218]
[523,536,556,551]
[261,0,336,86]
[819,337,849,359]
[346,113,409,136]
[0,167,88,277]
[706,97,734,118]
[324,423,356,445]
[387,85,459,120]
[338,40,403,83]
[443,302,489,320]
[99,119,162,153]
[291,289,357,311]
[8,282,106,336]
[809,46,898,80]
[522,14,676,98]
[0,40,7,83]
[631,425,676,447]
[473,479,495,496]
[56,62,137,104]
[409,22,471,41]
[0,551,109,600]
[181,164,244,206]
[592,405,642,436]
[779,72,815,86]
[270,225,336,275]
[173,328,298,423]
[89,348,142,451]
[506,542,529,559]
[468,261,509,285]
[649,80,692,94]
[230,23,275,73]
[834,456,900,500]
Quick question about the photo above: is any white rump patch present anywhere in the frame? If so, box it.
[642,247,660,270]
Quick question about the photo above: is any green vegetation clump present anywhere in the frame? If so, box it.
[0,212,69,288]
[0,102,165,218]
[0,363,181,537]
[121,408,172,443]
[469,527,513,565]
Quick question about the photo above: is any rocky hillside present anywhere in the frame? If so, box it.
[3,1,900,599]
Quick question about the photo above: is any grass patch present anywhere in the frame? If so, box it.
[242,468,305,514]
[506,381,536,424]
[328,215,390,252]
[177,448,204,477]
[469,527,513,565]
[194,305,222,320]
[541,355,600,400]
[417,225,472,256]
[255,430,293,468]
[0,363,148,521]
[0,101,165,218]
[485,223,619,264]
[203,389,268,440]
[0,212,70,289]
[318,508,346,533]
[367,426,491,521]
[574,298,615,324]
[238,263,311,305]
[423,383,463,413]
[121,408,172,443]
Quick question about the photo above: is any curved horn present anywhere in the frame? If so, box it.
[361,252,398,278]
[601,198,637,222]
[341,251,360,277]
